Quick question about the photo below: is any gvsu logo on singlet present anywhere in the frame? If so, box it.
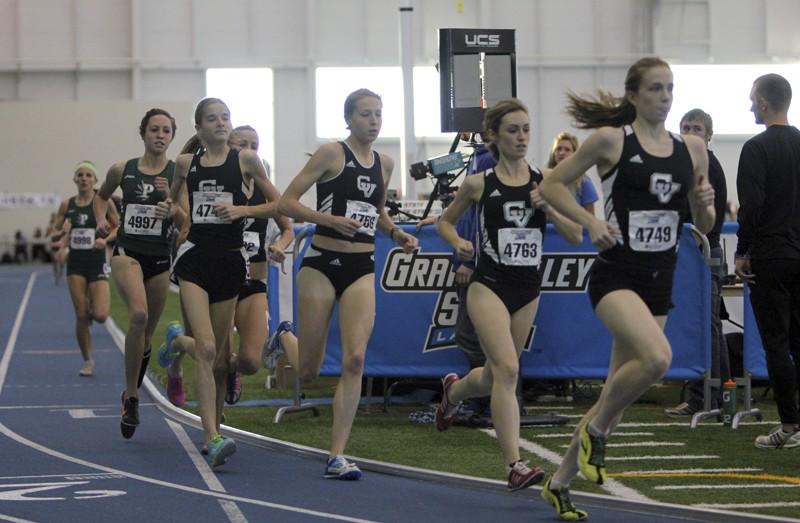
[503,201,532,227]
[649,173,681,204]
[381,248,458,352]
[356,175,376,198]
[199,179,225,192]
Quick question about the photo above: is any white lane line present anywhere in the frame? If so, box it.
[0,422,377,523]
[557,441,686,449]
[535,431,655,439]
[620,467,762,474]
[66,409,118,419]
[694,502,800,509]
[19,349,116,355]
[0,273,36,396]
[657,484,800,491]
[165,419,248,523]
[0,403,154,410]
[0,513,37,523]
[107,311,250,523]
[0,473,123,481]
[610,421,778,427]
[606,455,718,461]
[480,429,652,502]
[166,420,225,491]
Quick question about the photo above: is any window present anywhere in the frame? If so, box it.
[315,66,450,139]
[668,64,800,135]
[206,68,275,173]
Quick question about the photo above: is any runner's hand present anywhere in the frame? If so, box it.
[326,216,361,238]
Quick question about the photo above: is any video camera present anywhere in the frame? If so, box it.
[408,136,484,220]
[409,151,466,181]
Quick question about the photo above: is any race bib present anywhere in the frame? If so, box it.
[498,228,542,266]
[70,228,95,250]
[346,200,378,236]
[124,204,162,236]
[192,191,233,224]
[628,210,679,252]
[243,231,261,257]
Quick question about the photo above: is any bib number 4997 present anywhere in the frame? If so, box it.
[124,204,162,236]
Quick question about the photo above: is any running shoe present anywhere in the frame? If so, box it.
[262,321,293,371]
[323,455,362,480]
[664,401,698,418]
[120,392,139,440]
[157,321,184,368]
[541,477,588,521]
[507,460,545,491]
[755,426,800,449]
[434,373,461,432]
[79,359,94,377]
[578,424,607,484]
[166,370,186,407]
[207,435,236,469]
[225,371,242,405]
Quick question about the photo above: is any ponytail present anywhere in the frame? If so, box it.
[566,56,670,130]
[566,90,637,129]
[180,135,204,156]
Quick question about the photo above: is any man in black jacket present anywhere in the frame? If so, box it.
[735,73,800,449]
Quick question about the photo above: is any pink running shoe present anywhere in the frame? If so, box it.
[167,371,186,407]
[507,460,545,491]
[435,373,461,432]
[225,371,242,405]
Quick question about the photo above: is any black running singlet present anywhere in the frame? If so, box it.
[314,142,384,244]
[476,166,547,284]
[187,148,251,250]
[600,125,693,270]
[117,158,175,257]
[243,164,269,262]
[65,195,105,266]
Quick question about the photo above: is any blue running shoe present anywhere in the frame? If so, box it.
[323,455,362,480]
[207,435,236,469]
[262,321,293,371]
[157,321,184,368]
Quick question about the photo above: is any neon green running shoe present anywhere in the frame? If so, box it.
[541,477,588,521]
[578,424,607,485]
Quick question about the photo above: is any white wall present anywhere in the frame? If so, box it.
[1,0,799,238]
[0,100,195,244]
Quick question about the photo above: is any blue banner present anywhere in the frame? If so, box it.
[742,285,770,379]
[273,224,711,380]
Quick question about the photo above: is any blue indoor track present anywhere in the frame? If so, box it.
[0,266,791,523]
